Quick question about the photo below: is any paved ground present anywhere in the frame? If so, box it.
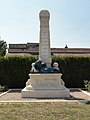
[0,89,90,103]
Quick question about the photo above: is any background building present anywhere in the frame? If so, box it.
[7,43,90,56]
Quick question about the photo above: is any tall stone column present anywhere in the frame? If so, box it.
[21,10,70,98]
[39,10,52,66]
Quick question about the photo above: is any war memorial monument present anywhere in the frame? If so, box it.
[21,10,70,98]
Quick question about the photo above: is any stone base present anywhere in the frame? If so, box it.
[21,73,70,98]
[21,88,70,98]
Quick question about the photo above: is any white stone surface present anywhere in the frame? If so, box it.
[39,10,51,66]
[21,88,70,98]
[26,73,64,88]
[21,73,70,98]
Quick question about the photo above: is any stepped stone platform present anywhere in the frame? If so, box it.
[22,73,69,98]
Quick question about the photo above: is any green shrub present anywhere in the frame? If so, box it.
[52,56,90,88]
[0,56,37,88]
[0,85,8,92]
[84,80,90,91]
[0,56,90,88]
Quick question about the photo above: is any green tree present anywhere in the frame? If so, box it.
[0,40,7,57]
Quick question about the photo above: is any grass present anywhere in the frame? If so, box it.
[0,102,90,120]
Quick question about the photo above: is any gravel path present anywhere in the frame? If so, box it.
[0,89,90,102]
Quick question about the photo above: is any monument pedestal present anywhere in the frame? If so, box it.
[21,73,70,98]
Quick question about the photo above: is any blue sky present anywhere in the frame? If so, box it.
[0,0,90,48]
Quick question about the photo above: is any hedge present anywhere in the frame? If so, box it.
[52,56,90,88]
[0,56,90,88]
[0,56,36,88]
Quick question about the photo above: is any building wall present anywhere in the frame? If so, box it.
[8,43,90,56]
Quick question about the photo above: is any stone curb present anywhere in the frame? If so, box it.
[0,89,12,97]
[0,100,78,103]
[79,89,90,97]
[0,100,89,104]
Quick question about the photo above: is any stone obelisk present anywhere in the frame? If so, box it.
[21,10,70,98]
[39,10,52,66]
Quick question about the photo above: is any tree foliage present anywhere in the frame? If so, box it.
[0,40,7,57]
